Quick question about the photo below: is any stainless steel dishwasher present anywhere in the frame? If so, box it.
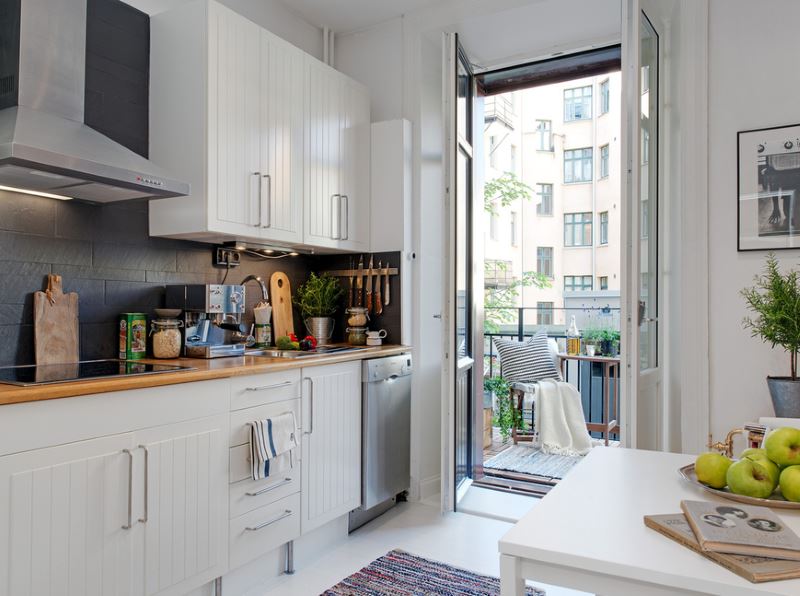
[349,354,412,532]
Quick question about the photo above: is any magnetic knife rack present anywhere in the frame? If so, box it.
[325,268,399,277]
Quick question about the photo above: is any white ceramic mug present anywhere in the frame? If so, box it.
[366,329,387,339]
[366,338,382,346]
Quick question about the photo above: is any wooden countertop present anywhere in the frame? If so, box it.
[0,345,411,407]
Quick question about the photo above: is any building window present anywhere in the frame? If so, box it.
[564,276,593,292]
[535,120,552,151]
[642,128,650,165]
[536,247,553,278]
[536,183,553,216]
[600,79,610,114]
[599,276,609,290]
[489,135,498,168]
[599,211,609,245]
[564,147,593,183]
[641,64,651,93]
[490,213,499,240]
[600,144,609,179]
[510,144,517,172]
[510,212,519,246]
[537,301,554,326]
[564,212,593,247]
[564,86,592,121]
[641,200,649,239]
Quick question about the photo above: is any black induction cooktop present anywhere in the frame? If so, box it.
[0,359,195,387]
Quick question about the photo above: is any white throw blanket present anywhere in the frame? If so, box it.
[534,379,594,456]
[248,412,298,480]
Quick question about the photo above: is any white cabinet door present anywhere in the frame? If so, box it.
[208,2,261,235]
[259,32,304,245]
[0,433,136,596]
[304,58,343,249]
[134,415,228,596]
[339,79,371,251]
[301,361,362,534]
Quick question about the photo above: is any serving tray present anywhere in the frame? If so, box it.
[679,463,800,510]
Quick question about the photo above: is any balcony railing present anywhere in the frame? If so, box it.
[484,95,516,130]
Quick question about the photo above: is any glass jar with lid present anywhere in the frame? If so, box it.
[345,306,370,328]
[346,326,368,346]
[150,318,183,359]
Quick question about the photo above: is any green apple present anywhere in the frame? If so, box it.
[780,466,800,502]
[740,449,780,486]
[695,452,732,489]
[765,427,800,467]
[726,458,777,498]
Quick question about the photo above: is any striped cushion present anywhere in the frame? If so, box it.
[494,332,561,383]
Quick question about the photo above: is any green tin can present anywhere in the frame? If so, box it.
[119,313,148,360]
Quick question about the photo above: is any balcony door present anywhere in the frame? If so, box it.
[622,0,664,449]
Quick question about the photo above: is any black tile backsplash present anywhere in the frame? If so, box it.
[0,191,402,366]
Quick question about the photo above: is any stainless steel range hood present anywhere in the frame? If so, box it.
[0,0,189,202]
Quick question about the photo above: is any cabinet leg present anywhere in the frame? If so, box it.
[214,576,222,596]
[285,540,296,575]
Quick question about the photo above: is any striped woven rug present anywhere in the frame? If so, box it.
[322,549,544,595]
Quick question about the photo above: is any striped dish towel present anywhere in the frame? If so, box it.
[248,412,298,481]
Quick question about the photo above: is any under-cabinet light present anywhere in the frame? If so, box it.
[0,184,73,201]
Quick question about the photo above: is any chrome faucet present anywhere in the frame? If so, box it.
[240,275,269,302]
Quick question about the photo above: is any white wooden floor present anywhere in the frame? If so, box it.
[260,500,591,596]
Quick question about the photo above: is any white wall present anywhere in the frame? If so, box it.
[707,0,800,442]
[124,0,324,59]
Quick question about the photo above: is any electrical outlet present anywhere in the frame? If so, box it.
[214,247,241,268]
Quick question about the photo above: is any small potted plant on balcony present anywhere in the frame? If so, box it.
[583,328,602,357]
[484,375,525,442]
[742,254,800,417]
[599,328,620,357]
[294,272,344,346]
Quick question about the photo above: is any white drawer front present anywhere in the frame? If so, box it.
[229,397,301,447]
[230,369,301,411]
[229,464,300,518]
[229,492,301,570]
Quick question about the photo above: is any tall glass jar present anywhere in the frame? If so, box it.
[345,306,370,328]
[150,318,183,359]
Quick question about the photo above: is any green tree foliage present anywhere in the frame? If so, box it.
[484,265,551,334]
[484,172,534,216]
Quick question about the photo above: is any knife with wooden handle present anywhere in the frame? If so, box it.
[356,255,364,307]
[366,255,374,314]
[384,262,390,306]
[347,258,354,308]
[374,260,383,315]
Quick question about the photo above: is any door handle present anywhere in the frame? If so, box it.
[138,445,149,524]
[245,509,292,531]
[253,172,262,227]
[245,380,293,392]
[331,195,341,239]
[245,477,292,496]
[261,174,271,228]
[303,376,314,435]
[122,448,134,530]
[341,195,349,240]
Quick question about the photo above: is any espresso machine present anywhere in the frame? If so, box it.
[165,284,252,358]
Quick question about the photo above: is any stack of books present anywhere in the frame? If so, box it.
[645,500,800,583]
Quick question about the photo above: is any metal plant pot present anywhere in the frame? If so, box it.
[767,377,800,418]
[305,317,334,346]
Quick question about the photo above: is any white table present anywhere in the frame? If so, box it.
[499,448,800,596]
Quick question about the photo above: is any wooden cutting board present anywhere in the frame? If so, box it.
[34,274,79,365]
[270,271,295,340]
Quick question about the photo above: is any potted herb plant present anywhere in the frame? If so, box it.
[599,328,620,357]
[484,375,526,442]
[583,328,602,356]
[294,272,344,346]
[741,254,800,417]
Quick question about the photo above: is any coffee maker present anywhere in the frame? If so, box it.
[165,284,252,358]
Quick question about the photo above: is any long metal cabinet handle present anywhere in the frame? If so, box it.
[341,195,349,240]
[245,509,292,531]
[303,376,314,435]
[245,380,293,392]
[330,194,341,239]
[245,477,292,496]
[253,172,262,227]
[138,445,149,523]
[122,448,134,529]
[261,174,271,228]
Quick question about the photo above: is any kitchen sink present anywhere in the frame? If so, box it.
[246,346,369,359]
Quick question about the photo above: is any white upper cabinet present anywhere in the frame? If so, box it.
[149,0,369,251]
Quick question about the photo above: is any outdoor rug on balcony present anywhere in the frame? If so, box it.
[483,444,583,480]
[322,549,544,596]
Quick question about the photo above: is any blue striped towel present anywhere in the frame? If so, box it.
[248,412,298,481]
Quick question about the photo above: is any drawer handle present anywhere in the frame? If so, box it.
[245,477,292,497]
[245,380,293,392]
[245,509,292,531]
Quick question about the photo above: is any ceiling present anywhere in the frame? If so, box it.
[278,0,446,33]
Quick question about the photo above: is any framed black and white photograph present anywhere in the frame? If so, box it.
[738,123,800,251]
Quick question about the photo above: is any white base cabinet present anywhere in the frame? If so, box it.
[301,361,362,534]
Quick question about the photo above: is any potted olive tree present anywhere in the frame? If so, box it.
[741,254,800,417]
[294,272,344,346]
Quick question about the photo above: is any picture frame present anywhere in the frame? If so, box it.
[738,123,800,251]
